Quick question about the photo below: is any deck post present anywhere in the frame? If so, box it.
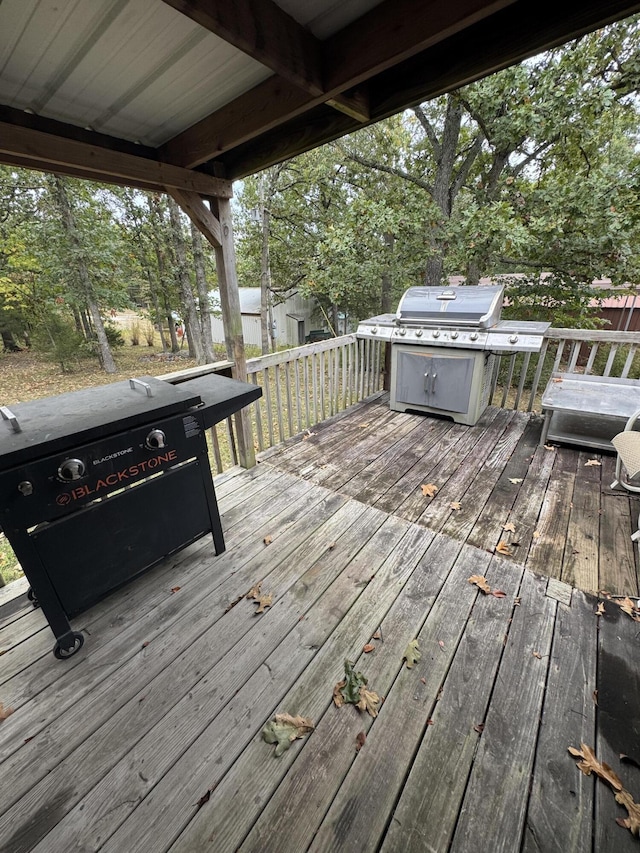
[168,188,255,468]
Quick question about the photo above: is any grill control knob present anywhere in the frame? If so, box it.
[17,480,34,496]
[470,332,479,341]
[399,328,406,336]
[57,459,86,482]
[416,329,423,338]
[372,326,378,334]
[451,331,459,339]
[509,335,519,344]
[432,330,440,338]
[146,429,167,450]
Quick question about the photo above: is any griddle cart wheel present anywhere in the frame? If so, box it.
[27,587,39,608]
[53,631,84,660]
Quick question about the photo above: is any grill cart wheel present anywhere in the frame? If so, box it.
[53,632,84,660]
[27,587,39,608]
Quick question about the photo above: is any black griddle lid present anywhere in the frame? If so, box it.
[0,376,202,467]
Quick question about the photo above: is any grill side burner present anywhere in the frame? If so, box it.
[0,374,261,660]
[356,285,549,425]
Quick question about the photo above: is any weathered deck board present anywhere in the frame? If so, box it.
[2,398,639,853]
[522,589,597,853]
[562,451,602,592]
[448,571,557,853]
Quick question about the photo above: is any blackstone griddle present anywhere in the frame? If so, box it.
[0,374,261,659]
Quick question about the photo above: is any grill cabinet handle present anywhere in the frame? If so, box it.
[0,406,21,433]
[129,378,154,398]
[431,372,437,394]
[424,372,430,393]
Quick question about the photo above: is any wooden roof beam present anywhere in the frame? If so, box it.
[161,0,513,168]
[0,122,232,197]
[160,0,323,95]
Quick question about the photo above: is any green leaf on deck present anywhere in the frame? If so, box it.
[403,639,421,668]
[333,660,381,718]
[262,713,314,757]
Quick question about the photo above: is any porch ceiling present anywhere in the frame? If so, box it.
[0,0,639,193]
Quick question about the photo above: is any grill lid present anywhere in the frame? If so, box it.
[0,376,202,467]
[396,285,504,328]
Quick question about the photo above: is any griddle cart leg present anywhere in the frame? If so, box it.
[3,529,84,660]
[199,456,225,555]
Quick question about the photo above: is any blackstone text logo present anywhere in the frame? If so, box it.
[92,446,134,466]
[58,450,178,503]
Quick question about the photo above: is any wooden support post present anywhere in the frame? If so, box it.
[169,188,256,468]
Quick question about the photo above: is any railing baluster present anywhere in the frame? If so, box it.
[209,426,223,474]
[585,344,599,375]
[295,358,303,432]
[284,361,294,436]
[275,364,285,443]
[567,341,580,372]
[500,353,517,409]
[250,374,264,452]
[552,339,566,373]
[333,345,340,413]
[328,349,334,416]
[622,346,637,379]
[513,352,531,410]
[527,339,549,411]
[263,366,275,447]
[304,356,311,428]
[312,353,318,425]
[603,344,618,377]
[225,417,238,467]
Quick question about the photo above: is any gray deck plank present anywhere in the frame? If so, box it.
[595,597,640,852]
[448,571,557,853]
[562,451,602,592]
[380,555,524,853]
[522,589,597,853]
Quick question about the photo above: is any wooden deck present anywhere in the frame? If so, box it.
[1,396,639,853]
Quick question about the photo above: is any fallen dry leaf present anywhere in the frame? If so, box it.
[426,718,434,726]
[421,677,427,685]
[491,589,507,599]
[593,690,598,706]
[618,597,640,620]
[403,639,421,669]
[503,522,516,533]
[438,640,445,651]
[355,731,366,752]
[468,574,491,594]
[449,501,462,511]
[170,586,181,594]
[328,542,336,551]
[0,703,14,723]
[254,593,273,614]
[584,459,602,467]
[473,723,485,734]
[596,602,606,617]
[262,713,315,757]
[357,686,381,718]
[363,644,375,654]
[532,530,541,539]
[552,377,563,383]
[532,650,542,659]
[333,681,346,708]
[495,541,513,556]
[615,789,640,836]
[358,423,370,429]
[196,789,213,809]
[544,444,556,451]
[246,582,262,599]
[514,597,521,606]
[568,743,623,791]
[372,630,381,641]
[263,535,273,545]
[508,477,523,484]
[421,483,438,498]
[302,430,317,440]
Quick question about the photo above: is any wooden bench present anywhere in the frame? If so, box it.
[540,372,640,451]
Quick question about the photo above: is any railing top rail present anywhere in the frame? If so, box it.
[245,334,358,373]
[545,328,640,343]
[157,359,234,384]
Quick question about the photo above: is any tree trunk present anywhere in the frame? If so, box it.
[50,176,116,373]
[168,196,204,363]
[191,222,215,362]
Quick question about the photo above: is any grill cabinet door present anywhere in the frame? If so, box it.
[395,350,474,413]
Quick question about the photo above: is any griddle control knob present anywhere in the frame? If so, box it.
[451,331,459,339]
[432,330,440,338]
[57,459,86,482]
[470,332,479,341]
[146,429,167,450]
[399,328,406,336]
[509,334,519,344]
[17,480,33,496]
[416,329,423,338]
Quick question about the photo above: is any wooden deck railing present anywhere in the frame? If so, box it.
[164,327,639,472]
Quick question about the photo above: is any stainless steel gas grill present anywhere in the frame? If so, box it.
[0,374,260,659]
[357,285,549,425]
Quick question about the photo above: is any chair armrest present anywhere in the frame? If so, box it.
[624,409,640,431]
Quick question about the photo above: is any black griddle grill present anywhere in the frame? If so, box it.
[0,374,261,659]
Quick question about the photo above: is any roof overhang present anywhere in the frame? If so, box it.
[1,0,639,192]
